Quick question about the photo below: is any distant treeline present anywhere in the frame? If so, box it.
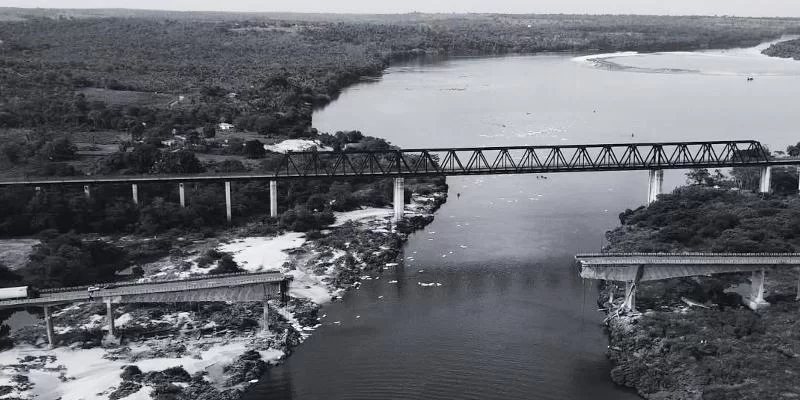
[0,14,797,139]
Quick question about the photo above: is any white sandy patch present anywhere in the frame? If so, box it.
[257,348,284,364]
[114,313,133,327]
[330,207,392,227]
[0,340,267,400]
[264,139,332,154]
[219,233,306,272]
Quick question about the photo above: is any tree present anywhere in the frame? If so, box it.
[243,140,266,159]
[39,137,77,161]
[153,150,204,174]
[130,144,160,173]
[210,254,242,274]
[686,168,711,185]
[787,142,800,157]
[202,125,216,138]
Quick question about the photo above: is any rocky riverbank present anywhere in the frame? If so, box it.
[0,181,447,400]
[599,185,800,399]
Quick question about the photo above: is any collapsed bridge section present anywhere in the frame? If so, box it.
[575,253,800,312]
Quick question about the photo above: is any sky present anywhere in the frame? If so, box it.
[4,0,800,18]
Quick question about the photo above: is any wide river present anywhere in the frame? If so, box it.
[246,39,800,399]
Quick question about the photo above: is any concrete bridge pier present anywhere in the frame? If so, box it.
[623,281,636,312]
[179,183,186,208]
[131,184,138,205]
[83,185,91,199]
[105,299,116,339]
[647,169,663,205]
[270,180,278,218]
[262,301,269,333]
[797,166,800,194]
[746,268,770,310]
[393,177,404,222]
[225,181,232,222]
[796,272,800,301]
[43,306,55,348]
[759,166,772,194]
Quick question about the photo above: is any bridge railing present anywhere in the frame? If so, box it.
[0,140,785,185]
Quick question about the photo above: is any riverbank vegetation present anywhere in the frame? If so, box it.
[603,166,800,399]
[763,37,800,59]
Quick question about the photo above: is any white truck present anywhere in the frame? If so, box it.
[0,286,38,300]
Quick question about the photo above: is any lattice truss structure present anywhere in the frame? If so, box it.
[274,141,771,178]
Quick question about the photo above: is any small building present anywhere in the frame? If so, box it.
[218,123,235,131]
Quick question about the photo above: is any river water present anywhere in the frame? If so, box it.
[246,39,800,399]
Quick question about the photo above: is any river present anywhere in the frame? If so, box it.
[245,39,800,399]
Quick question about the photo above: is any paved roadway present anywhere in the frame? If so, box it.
[0,272,287,309]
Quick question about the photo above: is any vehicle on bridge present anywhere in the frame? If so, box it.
[0,286,39,300]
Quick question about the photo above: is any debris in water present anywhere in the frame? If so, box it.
[460,245,468,248]
[388,280,398,284]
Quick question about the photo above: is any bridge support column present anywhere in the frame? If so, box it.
[796,166,800,194]
[131,184,138,205]
[393,177,404,222]
[796,272,800,301]
[623,281,636,312]
[179,183,186,208]
[43,305,55,349]
[105,300,116,338]
[262,301,269,333]
[647,169,663,205]
[225,181,232,223]
[270,180,278,218]
[83,185,91,199]
[746,268,770,310]
[759,166,772,194]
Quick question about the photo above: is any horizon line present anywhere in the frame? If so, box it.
[2,6,800,19]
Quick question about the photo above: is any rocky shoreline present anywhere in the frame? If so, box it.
[0,182,447,400]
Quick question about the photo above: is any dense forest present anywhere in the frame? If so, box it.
[604,168,800,400]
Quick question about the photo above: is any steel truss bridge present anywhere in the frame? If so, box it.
[0,140,793,186]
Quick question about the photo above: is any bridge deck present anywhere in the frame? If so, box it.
[0,140,792,186]
[0,272,288,309]
[576,253,800,282]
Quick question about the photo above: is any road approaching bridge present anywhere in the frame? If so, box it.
[0,272,290,348]
[575,253,800,312]
[0,140,795,222]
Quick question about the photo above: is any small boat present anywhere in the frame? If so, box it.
[747,76,755,81]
